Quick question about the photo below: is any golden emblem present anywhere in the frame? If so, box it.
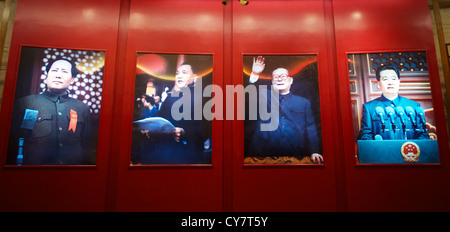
[401,142,420,162]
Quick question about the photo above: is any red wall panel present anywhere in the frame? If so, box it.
[0,0,448,212]
[231,0,341,212]
[333,0,450,211]
[0,0,121,211]
[111,0,224,211]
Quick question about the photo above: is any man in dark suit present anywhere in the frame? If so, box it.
[245,56,323,164]
[358,65,430,140]
[136,63,211,165]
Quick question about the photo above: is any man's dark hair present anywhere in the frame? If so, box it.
[375,65,400,81]
[179,62,195,74]
[143,94,155,105]
[45,58,80,77]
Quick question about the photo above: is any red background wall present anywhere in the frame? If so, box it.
[334,0,450,211]
[112,0,225,212]
[0,0,449,212]
[230,0,341,212]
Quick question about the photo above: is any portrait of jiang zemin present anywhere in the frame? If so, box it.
[348,51,440,164]
[131,53,212,165]
[6,46,105,165]
[243,55,323,165]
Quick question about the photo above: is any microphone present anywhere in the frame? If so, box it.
[395,106,406,128]
[374,134,383,140]
[415,107,426,124]
[416,107,427,129]
[375,106,386,124]
[375,106,386,132]
[405,106,416,128]
[17,109,39,165]
[385,106,396,131]
[20,109,39,130]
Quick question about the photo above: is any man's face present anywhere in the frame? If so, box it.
[377,69,400,96]
[175,64,196,89]
[272,68,293,94]
[46,60,74,92]
[154,96,160,103]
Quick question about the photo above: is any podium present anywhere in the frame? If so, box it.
[357,140,440,164]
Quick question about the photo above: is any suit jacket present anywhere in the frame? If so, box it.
[358,95,429,140]
[248,90,320,157]
[6,90,94,165]
[135,85,212,165]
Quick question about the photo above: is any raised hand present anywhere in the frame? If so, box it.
[252,56,265,75]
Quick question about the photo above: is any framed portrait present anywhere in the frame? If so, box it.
[348,51,440,164]
[130,53,213,165]
[5,46,105,166]
[243,54,323,165]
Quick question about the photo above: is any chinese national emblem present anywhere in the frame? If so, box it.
[401,142,420,162]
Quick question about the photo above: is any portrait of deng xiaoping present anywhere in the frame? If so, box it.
[6,46,105,165]
[131,54,213,165]
[243,55,323,165]
[348,51,440,164]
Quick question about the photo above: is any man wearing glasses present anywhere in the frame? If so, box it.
[245,56,323,164]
